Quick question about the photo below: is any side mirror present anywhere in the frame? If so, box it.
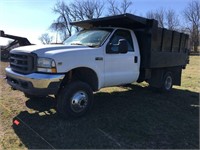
[106,39,128,54]
[106,43,120,54]
[118,39,128,54]
[0,30,5,37]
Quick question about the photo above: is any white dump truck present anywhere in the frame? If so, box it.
[5,14,189,117]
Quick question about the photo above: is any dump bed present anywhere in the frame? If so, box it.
[71,13,189,69]
[135,27,189,68]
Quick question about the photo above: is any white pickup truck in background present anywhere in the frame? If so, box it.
[5,14,189,118]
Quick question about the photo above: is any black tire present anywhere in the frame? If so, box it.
[57,81,93,118]
[161,72,173,92]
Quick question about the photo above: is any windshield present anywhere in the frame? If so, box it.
[64,29,113,47]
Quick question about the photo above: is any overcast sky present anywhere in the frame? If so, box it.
[0,0,191,45]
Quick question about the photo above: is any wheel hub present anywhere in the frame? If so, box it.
[70,91,88,113]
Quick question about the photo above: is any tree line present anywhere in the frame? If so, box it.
[39,0,200,52]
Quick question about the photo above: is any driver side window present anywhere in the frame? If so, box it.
[109,29,134,52]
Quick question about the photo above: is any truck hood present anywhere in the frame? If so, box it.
[10,44,92,56]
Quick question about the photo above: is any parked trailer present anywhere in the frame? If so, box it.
[0,30,32,59]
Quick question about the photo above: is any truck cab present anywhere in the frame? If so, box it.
[63,27,140,87]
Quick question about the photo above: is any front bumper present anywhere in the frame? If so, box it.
[5,67,65,96]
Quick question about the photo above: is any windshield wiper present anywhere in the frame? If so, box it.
[70,42,83,45]
[87,45,98,48]
[85,43,99,48]
[71,42,99,48]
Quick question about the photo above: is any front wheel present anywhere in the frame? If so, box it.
[57,81,93,118]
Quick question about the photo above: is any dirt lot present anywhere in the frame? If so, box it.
[0,56,199,149]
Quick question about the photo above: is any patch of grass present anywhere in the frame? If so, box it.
[179,56,200,91]
[0,56,199,149]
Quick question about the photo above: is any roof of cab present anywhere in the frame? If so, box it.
[70,13,158,30]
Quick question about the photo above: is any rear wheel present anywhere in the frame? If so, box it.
[57,81,93,118]
[161,72,173,92]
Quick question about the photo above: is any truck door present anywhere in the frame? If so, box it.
[104,29,140,87]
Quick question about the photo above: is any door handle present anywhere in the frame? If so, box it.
[95,57,103,61]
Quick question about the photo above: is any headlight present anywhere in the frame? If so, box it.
[37,57,57,73]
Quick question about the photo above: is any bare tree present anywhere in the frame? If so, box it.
[107,0,120,15]
[155,9,165,28]
[146,10,155,19]
[146,8,165,28]
[50,0,104,42]
[51,1,72,42]
[146,8,179,30]
[38,33,53,44]
[121,0,133,14]
[107,0,133,15]
[82,0,104,19]
[166,9,179,30]
[183,0,200,52]
[69,0,104,20]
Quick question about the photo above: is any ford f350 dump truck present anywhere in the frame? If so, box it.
[5,14,189,118]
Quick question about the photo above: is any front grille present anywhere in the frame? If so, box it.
[10,52,36,74]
